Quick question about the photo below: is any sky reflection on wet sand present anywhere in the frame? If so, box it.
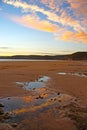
[0,75,76,123]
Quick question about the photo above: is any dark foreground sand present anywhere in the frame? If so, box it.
[0,60,87,130]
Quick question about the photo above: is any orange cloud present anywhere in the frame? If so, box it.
[11,14,59,33]
[3,0,81,32]
[3,0,87,44]
[60,31,87,43]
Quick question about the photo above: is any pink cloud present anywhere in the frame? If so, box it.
[40,0,60,12]
[67,0,87,16]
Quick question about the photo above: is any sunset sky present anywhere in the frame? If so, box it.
[0,0,87,56]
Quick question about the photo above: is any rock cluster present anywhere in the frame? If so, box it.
[0,103,10,121]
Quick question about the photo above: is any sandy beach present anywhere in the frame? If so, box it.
[0,60,87,130]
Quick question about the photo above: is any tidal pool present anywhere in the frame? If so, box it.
[16,76,50,91]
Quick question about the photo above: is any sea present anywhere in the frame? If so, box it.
[0,59,57,62]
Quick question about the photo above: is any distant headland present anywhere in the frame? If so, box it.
[0,52,87,60]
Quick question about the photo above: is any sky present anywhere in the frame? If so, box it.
[0,0,87,56]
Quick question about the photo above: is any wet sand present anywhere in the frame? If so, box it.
[0,60,87,130]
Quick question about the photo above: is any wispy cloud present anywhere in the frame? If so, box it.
[41,0,61,12]
[3,0,81,31]
[67,0,87,16]
[2,0,87,44]
[11,14,59,32]
[58,31,87,43]
[66,0,87,32]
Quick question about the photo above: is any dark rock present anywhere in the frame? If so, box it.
[36,97,39,99]
[8,98,10,100]
[0,115,5,121]
[0,103,4,107]
[74,99,77,102]
[0,108,4,115]
[58,100,61,102]
[36,95,43,99]
[54,98,56,101]
[57,92,61,95]
[4,113,10,119]
[40,80,43,82]
[10,123,18,128]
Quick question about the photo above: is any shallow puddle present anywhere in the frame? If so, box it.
[23,82,45,90]
[57,72,87,77]
[0,91,76,123]
[16,76,50,91]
